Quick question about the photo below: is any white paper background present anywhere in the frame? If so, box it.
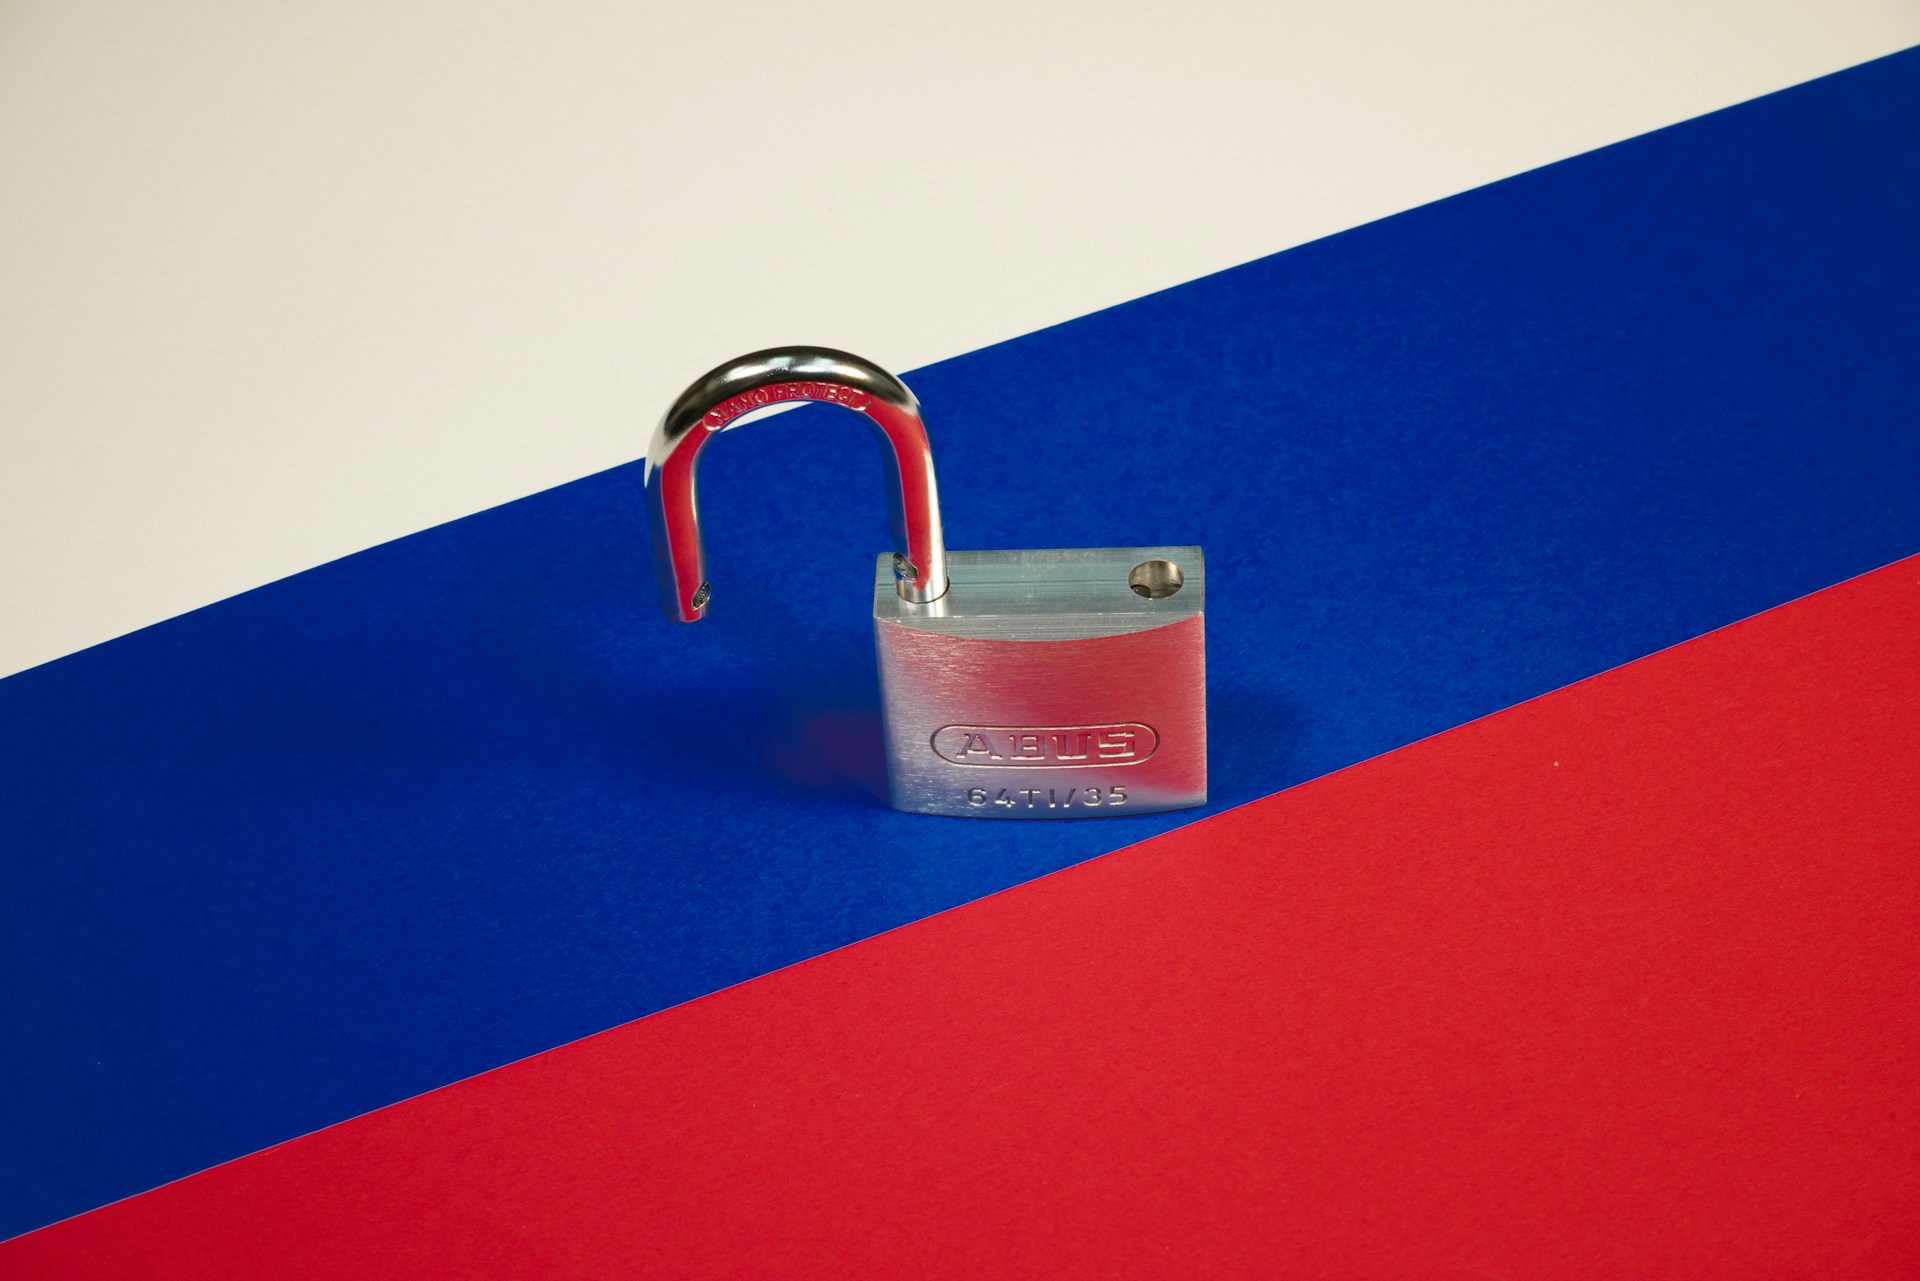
[3,0,1915,678]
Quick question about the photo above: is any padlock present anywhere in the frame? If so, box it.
[646,347,1205,818]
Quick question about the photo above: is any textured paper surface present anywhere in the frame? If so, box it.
[3,48,1919,1242]
[6,1,1917,679]
[8,556,1915,1277]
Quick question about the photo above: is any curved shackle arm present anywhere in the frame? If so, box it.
[645,347,949,622]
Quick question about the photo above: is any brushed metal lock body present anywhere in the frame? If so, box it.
[647,347,1206,818]
[873,548,1205,816]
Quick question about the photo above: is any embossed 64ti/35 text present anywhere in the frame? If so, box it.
[967,786,1130,809]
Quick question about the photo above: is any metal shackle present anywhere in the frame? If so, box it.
[645,347,950,622]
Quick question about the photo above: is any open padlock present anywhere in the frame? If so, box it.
[646,347,1205,818]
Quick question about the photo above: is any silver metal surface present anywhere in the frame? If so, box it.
[648,351,1205,819]
[872,546,1204,641]
[875,547,1207,818]
[645,347,948,622]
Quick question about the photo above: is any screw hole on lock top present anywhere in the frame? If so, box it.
[1128,559,1184,599]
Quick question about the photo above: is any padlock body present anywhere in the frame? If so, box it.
[874,547,1206,818]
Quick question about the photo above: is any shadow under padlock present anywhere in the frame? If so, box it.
[630,656,889,807]
[761,689,890,806]
[646,347,1207,819]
